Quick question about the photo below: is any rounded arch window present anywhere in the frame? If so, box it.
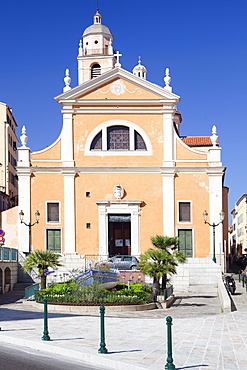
[91,63,101,79]
[90,125,147,151]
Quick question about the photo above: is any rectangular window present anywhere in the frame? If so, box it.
[179,202,191,222]
[46,229,61,253]
[47,202,59,223]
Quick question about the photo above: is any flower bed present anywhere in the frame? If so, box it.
[36,281,153,306]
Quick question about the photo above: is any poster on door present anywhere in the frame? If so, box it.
[115,239,123,247]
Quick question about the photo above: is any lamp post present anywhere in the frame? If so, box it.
[19,210,40,253]
[203,210,225,263]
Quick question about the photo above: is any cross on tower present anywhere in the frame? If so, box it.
[114,50,122,68]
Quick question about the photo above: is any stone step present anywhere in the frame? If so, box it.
[188,284,218,293]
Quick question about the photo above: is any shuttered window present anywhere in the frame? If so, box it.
[46,229,61,253]
[179,202,191,222]
[47,203,59,223]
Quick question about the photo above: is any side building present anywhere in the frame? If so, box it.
[230,194,247,257]
[0,102,18,213]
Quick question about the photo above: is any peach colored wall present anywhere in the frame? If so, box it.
[176,162,209,167]
[30,162,62,167]
[176,139,208,161]
[73,113,163,167]
[175,173,210,257]
[75,172,163,255]
[79,78,162,100]
[32,140,61,161]
[30,173,64,252]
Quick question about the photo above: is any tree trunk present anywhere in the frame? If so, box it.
[161,274,167,290]
[152,274,160,301]
[40,274,47,290]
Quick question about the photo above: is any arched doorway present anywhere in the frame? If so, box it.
[4,267,11,292]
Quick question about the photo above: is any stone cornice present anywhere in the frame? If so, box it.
[17,165,226,175]
[60,108,176,115]
[96,200,143,205]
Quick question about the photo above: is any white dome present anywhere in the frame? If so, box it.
[132,57,147,79]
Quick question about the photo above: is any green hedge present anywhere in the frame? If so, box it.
[36,281,153,305]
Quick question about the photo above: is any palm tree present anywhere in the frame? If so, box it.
[139,235,187,300]
[151,235,187,289]
[22,250,62,289]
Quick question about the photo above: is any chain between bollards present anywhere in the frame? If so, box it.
[42,297,50,341]
[165,316,175,370]
[98,305,108,354]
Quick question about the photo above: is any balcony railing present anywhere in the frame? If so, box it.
[0,247,18,262]
[82,48,116,56]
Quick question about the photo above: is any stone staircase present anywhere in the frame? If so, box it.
[46,254,89,285]
[171,258,222,293]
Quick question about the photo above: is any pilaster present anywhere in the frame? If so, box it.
[63,171,76,254]
[162,173,175,236]
[208,173,223,262]
[17,145,31,253]
[163,112,175,166]
[61,112,74,167]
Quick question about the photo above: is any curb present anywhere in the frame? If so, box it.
[0,334,148,370]
[25,300,157,313]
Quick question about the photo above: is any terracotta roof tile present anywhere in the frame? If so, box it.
[181,136,215,147]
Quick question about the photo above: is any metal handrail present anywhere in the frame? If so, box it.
[25,282,40,300]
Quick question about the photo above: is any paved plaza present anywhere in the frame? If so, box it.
[0,275,247,370]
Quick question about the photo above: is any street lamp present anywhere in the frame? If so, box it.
[19,210,40,253]
[203,210,225,263]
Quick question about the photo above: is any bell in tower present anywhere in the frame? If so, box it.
[77,10,116,84]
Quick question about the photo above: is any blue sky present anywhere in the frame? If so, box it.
[1,0,246,213]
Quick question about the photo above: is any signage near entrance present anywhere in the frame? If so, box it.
[0,229,5,244]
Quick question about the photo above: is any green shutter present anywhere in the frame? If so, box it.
[178,229,193,257]
[47,229,61,252]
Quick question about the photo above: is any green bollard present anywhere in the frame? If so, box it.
[42,297,50,341]
[242,274,245,288]
[165,316,175,370]
[98,305,108,354]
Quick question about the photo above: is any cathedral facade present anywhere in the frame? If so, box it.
[11,11,228,265]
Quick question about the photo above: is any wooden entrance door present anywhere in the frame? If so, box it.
[108,214,131,256]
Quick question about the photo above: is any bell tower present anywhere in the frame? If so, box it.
[77,10,117,84]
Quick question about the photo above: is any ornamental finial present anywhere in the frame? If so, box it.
[210,125,218,147]
[164,68,172,92]
[20,125,28,147]
[63,68,71,92]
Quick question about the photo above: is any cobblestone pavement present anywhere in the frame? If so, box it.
[0,275,246,370]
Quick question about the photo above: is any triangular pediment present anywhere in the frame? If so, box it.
[55,68,180,103]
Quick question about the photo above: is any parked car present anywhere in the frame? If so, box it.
[108,255,139,270]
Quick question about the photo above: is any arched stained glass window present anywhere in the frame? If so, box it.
[107,126,129,150]
[135,131,146,150]
[90,125,148,152]
[90,131,102,150]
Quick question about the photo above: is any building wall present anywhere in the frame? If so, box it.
[0,102,18,211]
